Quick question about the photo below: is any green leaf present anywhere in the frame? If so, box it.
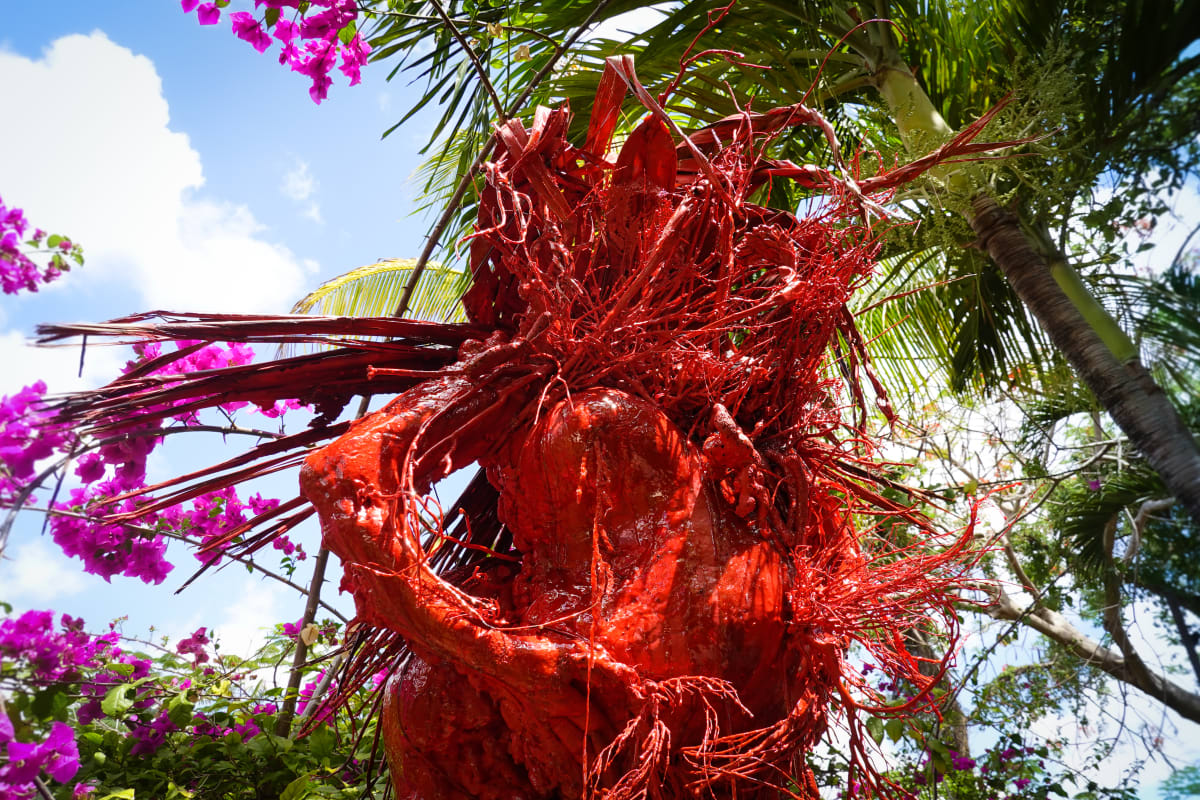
[339,21,357,45]
[29,687,68,720]
[167,693,196,729]
[883,717,905,742]
[46,234,63,248]
[865,715,884,744]
[166,782,196,800]
[280,776,315,800]
[101,684,135,718]
[94,677,154,721]
[265,7,281,27]
[98,791,136,800]
[308,723,335,761]
[282,258,468,357]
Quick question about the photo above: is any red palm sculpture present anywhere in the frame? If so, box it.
[39,58,1014,798]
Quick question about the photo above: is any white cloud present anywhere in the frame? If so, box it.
[281,161,323,224]
[0,329,126,395]
[208,578,290,657]
[281,161,315,202]
[0,32,310,313]
[0,538,87,603]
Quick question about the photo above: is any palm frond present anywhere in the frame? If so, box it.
[291,258,469,320]
[285,259,470,356]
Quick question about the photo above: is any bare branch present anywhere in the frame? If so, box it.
[982,583,1200,723]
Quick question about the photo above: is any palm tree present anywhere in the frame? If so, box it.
[20,0,1200,785]
[354,0,1200,728]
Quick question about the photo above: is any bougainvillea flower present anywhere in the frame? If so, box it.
[195,3,220,25]
[230,12,273,55]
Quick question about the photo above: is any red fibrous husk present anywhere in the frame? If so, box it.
[30,57,1019,799]
[298,59,989,799]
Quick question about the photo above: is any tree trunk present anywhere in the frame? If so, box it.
[870,58,1200,526]
[905,629,971,757]
[969,195,1200,525]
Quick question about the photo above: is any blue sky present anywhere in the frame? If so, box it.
[0,2,446,649]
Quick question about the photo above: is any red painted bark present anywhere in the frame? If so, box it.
[297,60,994,798]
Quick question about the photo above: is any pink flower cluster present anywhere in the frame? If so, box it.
[0,718,80,799]
[1,381,71,505]
[0,341,304,584]
[181,0,372,103]
[0,612,117,798]
[1,193,82,295]
[176,626,211,666]
[129,340,306,421]
[1,608,295,783]
[0,611,118,685]
[72,637,201,758]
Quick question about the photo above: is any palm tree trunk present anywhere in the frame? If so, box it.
[871,59,1200,526]
[969,195,1200,524]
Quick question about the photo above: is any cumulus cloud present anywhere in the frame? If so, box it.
[281,160,323,224]
[2,538,87,604]
[205,578,289,656]
[281,161,315,202]
[0,32,311,313]
[0,329,125,395]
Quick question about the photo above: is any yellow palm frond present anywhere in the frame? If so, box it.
[291,258,469,320]
[282,258,470,356]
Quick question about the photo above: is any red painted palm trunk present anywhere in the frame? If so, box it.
[298,58,989,798]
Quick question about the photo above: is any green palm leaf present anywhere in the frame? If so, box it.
[283,259,469,356]
[291,258,468,320]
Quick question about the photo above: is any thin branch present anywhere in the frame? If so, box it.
[2,421,283,555]
[1001,531,1039,597]
[1124,496,1174,564]
[32,777,54,800]
[15,505,347,623]
[0,455,71,555]
[298,651,346,724]
[274,546,332,737]
[1167,596,1200,685]
[1170,218,1200,271]
[1100,513,1160,694]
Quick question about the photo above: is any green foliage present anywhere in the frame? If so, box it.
[1161,764,1200,800]
[290,258,468,322]
[2,617,383,799]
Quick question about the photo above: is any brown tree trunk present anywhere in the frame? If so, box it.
[969,194,1200,526]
